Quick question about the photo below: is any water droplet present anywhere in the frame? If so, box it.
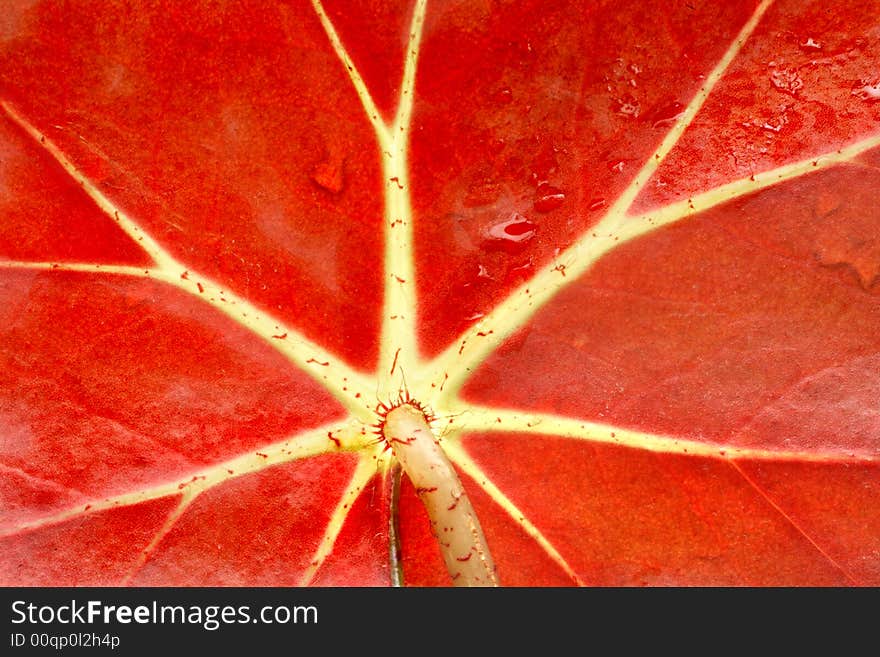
[851,82,880,102]
[484,213,537,254]
[607,160,625,173]
[614,95,641,118]
[800,37,822,51]
[311,157,344,193]
[760,118,786,133]
[533,182,566,213]
[588,198,606,211]
[487,213,536,242]
[769,68,803,97]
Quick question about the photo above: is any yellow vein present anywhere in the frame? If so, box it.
[605,0,776,219]
[444,442,586,586]
[153,269,377,419]
[424,129,880,405]
[444,406,880,464]
[0,259,376,418]
[309,2,429,396]
[376,0,428,396]
[392,0,427,136]
[625,131,880,237]
[0,101,376,417]
[0,420,367,537]
[0,260,154,277]
[298,456,378,585]
[423,0,775,402]
[729,460,859,585]
[2,100,176,270]
[375,136,417,400]
[309,0,389,144]
[120,492,196,585]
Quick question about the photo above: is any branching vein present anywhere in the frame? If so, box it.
[1,101,375,419]
[0,419,367,537]
[5,0,877,587]
[299,456,377,585]
[445,442,585,585]
[309,0,389,143]
[120,492,195,585]
[444,406,880,464]
[624,133,880,235]
[422,0,777,403]
[376,0,427,396]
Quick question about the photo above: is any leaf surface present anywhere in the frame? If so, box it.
[1,0,878,586]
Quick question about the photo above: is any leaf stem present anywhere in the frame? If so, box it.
[383,404,499,586]
[388,463,405,587]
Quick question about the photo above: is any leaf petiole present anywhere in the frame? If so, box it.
[383,403,499,587]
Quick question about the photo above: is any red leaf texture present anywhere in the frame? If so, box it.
[1,0,878,585]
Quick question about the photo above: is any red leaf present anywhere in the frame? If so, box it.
[1,0,878,586]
